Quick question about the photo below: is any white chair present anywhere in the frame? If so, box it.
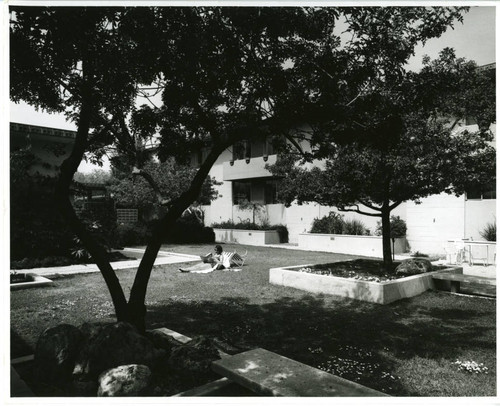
[469,244,488,266]
[445,240,466,265]
[220,250,247,269]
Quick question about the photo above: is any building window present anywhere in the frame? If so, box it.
[232,181,251,204]
[264,179,279,204]
[233,141,251,161]
[466,182,496,200]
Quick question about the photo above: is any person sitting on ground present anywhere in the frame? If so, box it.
[202,244,226,270]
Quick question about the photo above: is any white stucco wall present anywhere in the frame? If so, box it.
[405,193,466,255]
[204,149,234,225]
[465,199,496,240]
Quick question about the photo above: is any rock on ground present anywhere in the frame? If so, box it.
[395,258,433,276]
[34,324,84,388]
[72,322,165,381]
[98,364,152,396]
[145,329,179,355]
[168,336,221,383]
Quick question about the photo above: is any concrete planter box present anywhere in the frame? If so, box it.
[10,273,53,291]
[298,233,407,257]
[269,264,462,304]
[214,228,280,245]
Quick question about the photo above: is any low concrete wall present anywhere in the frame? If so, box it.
[298,233,407,257]
[214,228,281,245]
[11,273,53,291]
[269,264,462,304]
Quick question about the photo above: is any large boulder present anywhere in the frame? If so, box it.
[72,322,165,381]
[34,324,84,388]
[168,336,221,383]
[97,364,152,396]
[395,258,433,276]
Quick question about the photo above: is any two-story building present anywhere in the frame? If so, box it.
[197,89,496,256]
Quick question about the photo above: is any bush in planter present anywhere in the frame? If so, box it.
[342,219,371,236]
[310,213,370,236]
[275,225,289,243]
[310,212,344,234]
[480,221,496,242]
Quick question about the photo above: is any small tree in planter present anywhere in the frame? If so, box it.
[269,50,495,272]
[237,199,265,227]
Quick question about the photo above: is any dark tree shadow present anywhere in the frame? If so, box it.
[145,292,495,395]
[11,329,33,359]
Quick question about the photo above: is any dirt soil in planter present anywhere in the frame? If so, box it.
[295,259,445,282]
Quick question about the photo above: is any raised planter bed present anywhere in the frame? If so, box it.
[214,228,280,245]
[269,263,462,304]
[298,233,407,257]
[10,273,53,291]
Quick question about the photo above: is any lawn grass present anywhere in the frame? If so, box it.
[10,243,496,396]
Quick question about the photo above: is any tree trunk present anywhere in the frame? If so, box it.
[126,144,225,332]
[54,87,129,322]
[381,205,393,272]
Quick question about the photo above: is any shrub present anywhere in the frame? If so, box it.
[480,221,496,242]
[310,213,344,234]
[77,199,117,249]
[275,225,289,243]
[114,222,151,247]
[375,216,407,238]
[342,219,371,236]
[210,220,288,242]
[10,162,76,260]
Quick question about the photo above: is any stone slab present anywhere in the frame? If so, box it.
[10,366,34,397]
[151,327,192,344]
[11,355,34,365]
[172,377,232,397]
[212,348,387,397]
[432,273,496,285]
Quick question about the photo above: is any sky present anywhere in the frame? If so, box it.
[7,5,497,171]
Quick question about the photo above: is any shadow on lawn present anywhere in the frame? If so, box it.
[146,293,495,394]
[11,329,33,359]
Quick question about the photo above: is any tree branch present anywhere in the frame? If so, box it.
[131,167,170,206]
[358,199,381,211]
[389,200,403,211]
[337,204,381,217]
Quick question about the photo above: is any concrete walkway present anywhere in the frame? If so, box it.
[14,249,199,279]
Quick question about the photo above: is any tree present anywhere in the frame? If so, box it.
[11,6,332,331]
[73,169,112,185]
[11,6,475,329]
[109,159,220,220]
[269,50,495,271]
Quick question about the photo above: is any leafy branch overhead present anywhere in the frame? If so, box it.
[11,6,481,325]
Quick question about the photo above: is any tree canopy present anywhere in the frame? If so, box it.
[268,49,496,269]
[11,5,476,326]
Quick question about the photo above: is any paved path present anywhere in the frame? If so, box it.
[14,249,199,278]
